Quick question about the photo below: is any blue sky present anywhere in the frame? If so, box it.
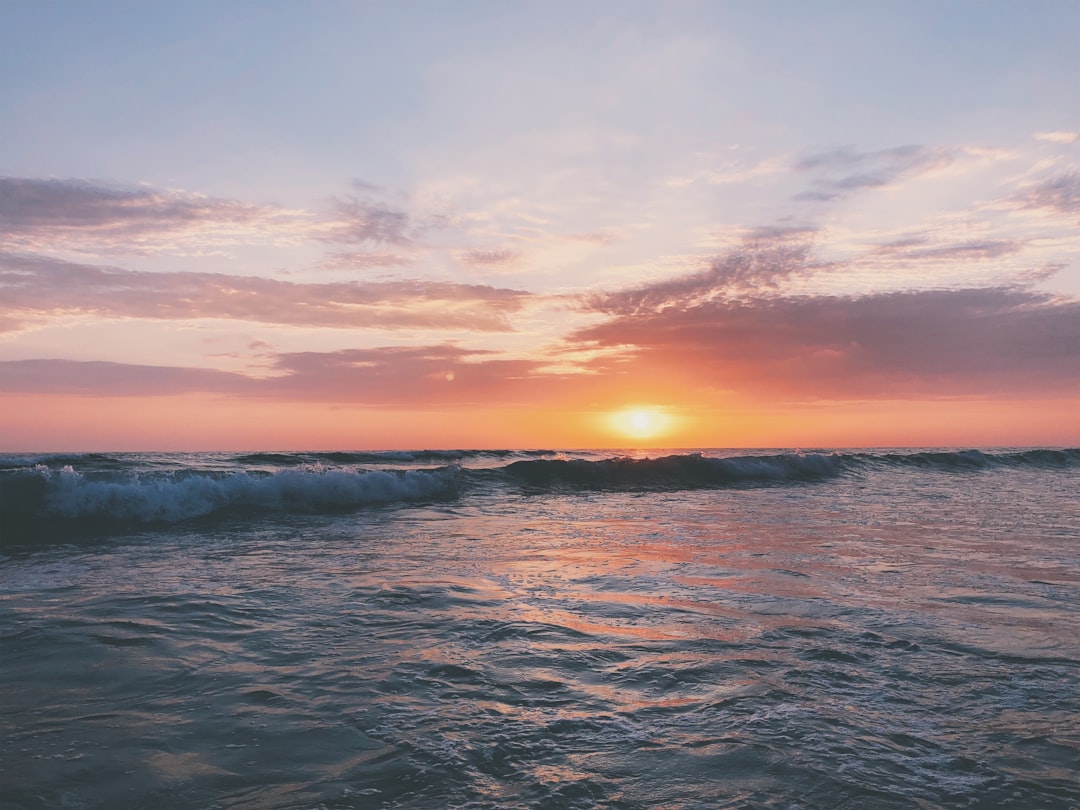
[3,1,1076,197]
[1,1,1078,448]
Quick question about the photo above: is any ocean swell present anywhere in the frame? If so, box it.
[500,452,845,490]
[869,448,1080,471]
[0,464,461,528]
[2,448,1076,542]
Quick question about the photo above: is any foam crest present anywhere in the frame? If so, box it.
[6,464,461,525]
[0,452,123,470]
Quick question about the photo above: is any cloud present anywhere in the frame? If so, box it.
[0,177,295,253]
[318,251,414,271]
[458,248,520,267]
[0,359,247,396]
[1014,171,1080,216]
[872,238,1024,262]
[1035,131,1080,144]
[566,230,622,245]
[263,345,538,402]
[6,271,1077,407]
[0,253,529,332]
[0,345,545,404]
[318,186,449,246]
[664,156,786,187]
[575,243,1080,400]
[321,198,413,245]
[742,224,820,244]
[584,239,818,317]
[793,145,954,202]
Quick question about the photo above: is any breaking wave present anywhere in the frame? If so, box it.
[0,464,461,529]
[1,449,1075,540]
[486,448,1078,490]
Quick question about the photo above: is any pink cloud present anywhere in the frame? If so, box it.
[1014,171,1080,217]
[0,345,549,406]
[0,254,529,332]
[459,248,520,267]
[577,235,1080,401]
[0,177,294,253]
[0,359,247,396]
[578,283,1080,400]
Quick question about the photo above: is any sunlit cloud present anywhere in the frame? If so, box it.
[9,266,1075,410]
[664,155,787,188]
[0,177,304,254]
[317,251,415,271]
[0,358,247,396]
[1013,171,1080,217]
[264,345,539,402]
[584,242,817,317]
[565,230,623,245]
[458,247,520,267]
[0,253,529,333]
[0,344,548,406]
[576,240,1080,401]
[1035,131,1080,144]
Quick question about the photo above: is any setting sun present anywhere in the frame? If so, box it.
[609,407,673,442]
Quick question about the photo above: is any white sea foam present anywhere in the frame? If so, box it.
[3,448,1077,529]
[37,464,460,522]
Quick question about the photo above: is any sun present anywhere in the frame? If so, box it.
[609,407,671,442]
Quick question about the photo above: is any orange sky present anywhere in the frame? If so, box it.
[3,391,1077,452]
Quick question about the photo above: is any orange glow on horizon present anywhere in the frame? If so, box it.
[0,392,1078,452]
[607,407,677,443]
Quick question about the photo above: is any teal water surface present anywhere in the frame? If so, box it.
[2,449,1078,808]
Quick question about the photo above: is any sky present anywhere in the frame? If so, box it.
[1,0,1078,450]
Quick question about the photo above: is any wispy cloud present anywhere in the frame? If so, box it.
[0,359,248,396]
[793,145,954,202]
[0,177,299,253]
[871,238,1024,262]
[584,233,820,316]
[317,184,449,246]
[1013,171,1080,217]
[458,248,520,267]
[0,253,529,333]
[318,251,415,271]
[0,345,543,405]
[264,345,537,402]
[664,155,787,188]
[320,197,414,245]
[1035,131,1080,144]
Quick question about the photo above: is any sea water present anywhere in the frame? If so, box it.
[1,449,1078,809]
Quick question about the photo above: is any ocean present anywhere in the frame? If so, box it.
[1,448,1077,809]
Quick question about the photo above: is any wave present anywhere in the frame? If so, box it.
[231,450,432,466]
[491,448,1080,490]
[498,452,845,490]
[0,452,125,470]
[229,449,557,466]
[0,464,461,532]
[867,448,1080,471]
[2,449,1075,542]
